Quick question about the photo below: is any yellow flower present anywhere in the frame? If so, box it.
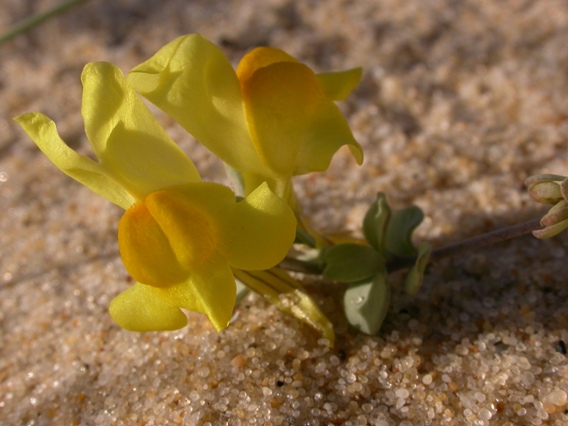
[127,34,364,198]
[15,62,296,332]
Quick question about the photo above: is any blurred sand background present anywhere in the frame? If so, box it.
[2,0,568,425]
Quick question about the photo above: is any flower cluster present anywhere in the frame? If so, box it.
[16,34,363,337]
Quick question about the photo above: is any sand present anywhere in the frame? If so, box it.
[2,0,568,424]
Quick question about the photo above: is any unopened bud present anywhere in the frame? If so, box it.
[526,174,566,204]
[533,200,568,239]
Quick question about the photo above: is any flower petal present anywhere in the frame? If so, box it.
[138,259,236,332]
[143,187,221,270]
[224,182,296,270]
[148,182,295,271]
[109,282,189,332]
[241,62,319,176]
[118,201,189,287]
[296,99,364,173]
[317,67,363,101]
[181,262,236,332]
[127,35,266,176]
[119,182,239,287]
[14,112,134,209]
[236,47,297,83]
[242,61,363,176]
[109,262,236,333]
[119,261,236,332]
[81,62,201,199]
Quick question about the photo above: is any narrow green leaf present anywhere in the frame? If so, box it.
[385,205,424,257]
[362,192,391,253]
[343,269,391,335]
[0,0,86,45]
[403,242,431,295]
[233,268,335,346]
[323,243,383,283]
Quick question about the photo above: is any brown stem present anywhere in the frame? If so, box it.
[429,217,542,262]
[279,256,322,274]
[281,217,544,275]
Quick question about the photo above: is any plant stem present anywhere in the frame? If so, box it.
[429,217,542,262]
[281,217,544,275]
[0,0,86,45]
[387,217,543,272]
[279,256,322,275]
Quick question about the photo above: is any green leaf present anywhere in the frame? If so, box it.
[343,269,391,335]
[385,205,424,257]
[362,192,391,253]
[322,243,383,283]
[403,242,431,295]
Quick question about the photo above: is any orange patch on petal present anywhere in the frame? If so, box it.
[241,62,324,175]
[119,202,188,287]
[144,189,221,269]
[236,47,298,84]
[118,188,222,288]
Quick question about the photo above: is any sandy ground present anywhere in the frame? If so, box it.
[2,0,568,425]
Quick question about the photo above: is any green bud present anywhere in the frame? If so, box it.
[363,193,391,254]
[527,181,563,204]
[533,200,568,239]
[525,174,567,204]
[540,201,568,227]
[403,242,432,295]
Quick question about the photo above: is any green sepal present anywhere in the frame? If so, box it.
[234,278,250,304]
[363,192,391,253]
[223,162,245,197]
[295,228,317,248]
[385,205,425,257]
[322,243,384,283]
[343,268,390,335]
[403,242,431,295]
